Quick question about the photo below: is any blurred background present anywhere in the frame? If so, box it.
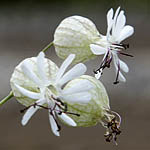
[0,0,150,149]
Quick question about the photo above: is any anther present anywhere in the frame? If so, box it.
[50,111,61,132]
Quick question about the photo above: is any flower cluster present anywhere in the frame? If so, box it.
[0,6,134,145]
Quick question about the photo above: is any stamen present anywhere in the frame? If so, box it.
[93,50,112,76]
[113,43,129,50]
[113,62,120,84]
[119,52,133,57]
[20,103,37,113]
[51,96,68,112]
[64,111,80,117]
[50,111,61,131]
[51,97,80,117]
[20,106,31,113]
[20,95,80,134]
[122,43,129,49]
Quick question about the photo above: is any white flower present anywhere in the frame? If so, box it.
[64,75,122,144]
[90,7,134,84]
[11,52,93,136]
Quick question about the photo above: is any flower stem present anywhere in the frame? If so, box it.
[0,91,14,106]
[42,41,53,52]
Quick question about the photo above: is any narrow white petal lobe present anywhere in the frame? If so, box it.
[62,79,93,95]
[56,54,75,82]
[107,8,114,36]
[58,63,87,86]
[58,113,76,126]
[61,92,91,103]
[49,113,60,136]
[22,106,39,126]
[37,52,48,84]
[118,25,134,42]
[14,84,41,99]
[21,99,45,126]
[90,44,106,55]
[119,59,129,73]
[114,10,126,38]
[119,72,126,82]
[21,61,42,87]
[95,71,102,79]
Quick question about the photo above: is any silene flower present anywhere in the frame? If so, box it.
[53,7,134,84]
[10,52,122,144]
[90,7,134,84]
[10,52,94,136]
[65,75,122,144]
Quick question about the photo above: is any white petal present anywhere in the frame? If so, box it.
[56,54,75,82]
[21,99,45,126]
[95,71,102,79]
[118,71,126,82]
[117,25,134,43]
[107,8,114,36]
[119,59,129,73]
[21,107,38,126]
[114,10,126,38]
[58,113,76,127]
[113,55,126,82]
[37,52,48,84]
[112,6,121,35]
[49,113,60,136]
[107,8,114,25]
[62,80,93,95]
[58,63,87,86]
[22,61,42,87]
[61,92,91,103]
[90,44,106,55]
[14,84,41,99]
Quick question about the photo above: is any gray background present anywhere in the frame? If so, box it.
[0,0,150,150]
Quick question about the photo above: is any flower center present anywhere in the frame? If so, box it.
[47,85,58,96]
[20,85,80,132]
[93,42,133,84]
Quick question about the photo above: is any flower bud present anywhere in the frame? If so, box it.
[53,15,101,63]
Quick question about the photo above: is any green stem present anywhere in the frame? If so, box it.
[42,41,53,52]
[0,91,14,106]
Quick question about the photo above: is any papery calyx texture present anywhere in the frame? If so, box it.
[63,75,111,127]
[10,52,94,136]
[10,57,59,106]
[64,75,122,144]
[53,15,101,64]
